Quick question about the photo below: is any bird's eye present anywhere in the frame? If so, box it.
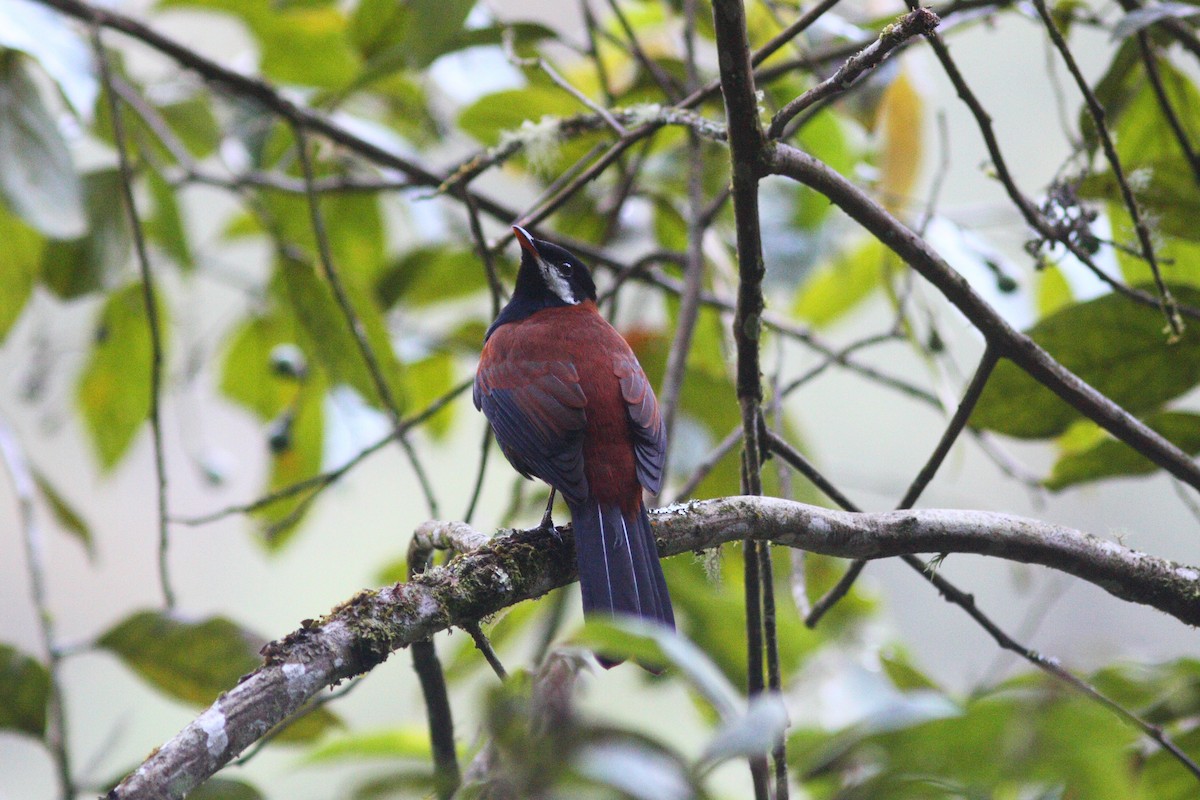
[560,262,574,276]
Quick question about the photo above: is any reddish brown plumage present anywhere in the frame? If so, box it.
[474,229,673,634]
[478,301,648,513]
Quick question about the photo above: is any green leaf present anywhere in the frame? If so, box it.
[575,740,694,800]
[793,238,890,328]
[1046,411,1200,490]
[972,285,1200,438]
[402,352,456,438]
[144,169,193,270]
[188,778,265,800]
[1114,59,1200,167]
[879,647,940,693]
[33,470,93,557]
[98,609,342,741]
[1079,159,1200,243]
[700,693,789,766]
[158,0,360,88]
[158,95,222,159]
[305,726,432,763]
[1036,264,1074,318]
[575,618,742,716]
[220,311,304,421]
[458,86,581,147]
[98,610,264,705]
[41,170,133,298]
[263,190,385,283]
[349,0,476,72]
[651,195,688,252]
[1085,39,1140,156]
[349,770,438,800]
[795,676,1143,799]
[0,202,42,342]
[0,644,49,738]
[442,601,542,681]
[76,283,167,470]
[793,109,854,230]
[376,247,487,308]
[254,379,325,550]
[277,259,404,411]
[0,54,86,238]
[271,704,343,744]
[1112,3,1200,41]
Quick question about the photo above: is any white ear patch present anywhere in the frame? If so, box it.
[538,257,577,304]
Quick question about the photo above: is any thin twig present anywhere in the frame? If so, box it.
[758,540,788,800]
[764,430,861,513]
[463,426,493,527]
[806,346,1000,626]
[1,420,74,800]
[464,622,509,680]
[94,25,175,609]
[907,552,1200,782]
[672,425,745,503]
[767,8,941,139]
[897,346,1000,510]
[176,379,471,526]
[766,142,1200,491]
[1135,33,1200,187]
[504,28,626,136]
[603,0,683,100]
[462,191,506,318]
[292,122,440,518]
[903,0,1200,325]
[408,537,461,798]
[1031,0,1181,336]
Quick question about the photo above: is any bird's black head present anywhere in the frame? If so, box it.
[511,225,597,307]
[485,226,599,340]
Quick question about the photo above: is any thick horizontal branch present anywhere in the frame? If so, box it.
[109,497,1200,799]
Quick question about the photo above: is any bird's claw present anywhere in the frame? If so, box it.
[537,510,563,541]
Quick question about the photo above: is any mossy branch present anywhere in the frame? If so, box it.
[107,497,1200,800]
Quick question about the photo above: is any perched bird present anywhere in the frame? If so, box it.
[474,226,675,634]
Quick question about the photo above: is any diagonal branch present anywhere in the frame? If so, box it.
[765,141,1200,493]
[106,497,1200,799]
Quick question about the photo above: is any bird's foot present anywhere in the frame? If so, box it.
[537,507,562,541]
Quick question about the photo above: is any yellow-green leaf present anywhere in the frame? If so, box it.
[973,285,1200,438]
[76,283,167,470]
[0,202,42,342]
[793,238,891,328]
[0,644,49,738]
[1046,411,1200,490]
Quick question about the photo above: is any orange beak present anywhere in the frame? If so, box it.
[513,225,540,258]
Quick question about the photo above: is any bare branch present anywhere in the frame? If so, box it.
[767,8,941,139]
[765,142,1200,492]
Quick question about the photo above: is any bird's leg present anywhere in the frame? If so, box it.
[538,488,558,535]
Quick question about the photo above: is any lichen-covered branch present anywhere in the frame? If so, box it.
[107,497,1200,799]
